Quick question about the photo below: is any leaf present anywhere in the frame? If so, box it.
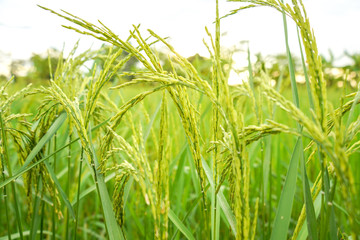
[143,99,162,143]
[29,177,43,239]
[0,135,74,189]
[270,137,301,240]
[168,209,196,240]
[86,124,125,240]
[0,230,59,240]
[0,117,108,189]
[202,158,237,236]
[22,111,68,169]
[263,136,272,199]
[44,160,76,220]
[296,192,321,240]
[346,87,360,128]
[71,172,116,206]
[282,6,317,240]
[300,148,318,240]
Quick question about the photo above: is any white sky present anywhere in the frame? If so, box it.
[0,0,360,75]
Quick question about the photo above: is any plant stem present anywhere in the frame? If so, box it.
[0,112,24,240]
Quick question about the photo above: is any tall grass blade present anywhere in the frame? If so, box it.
[40,201,45,239]
[346,88,360,129]
[282,6,318,240]
[328,179,338,240]
[71,172,116,206]
[123,176,133,209]
[21,111,67,171]
[263,136,271,206]
[1,156,12,240]
[0,230,59,240]
[296,193,321,240]
[168,209,196,240]
[202,158,236,235]
[43,160,76,220]
[65,134,72,240]
[270,137,301,240]
[297,27,314,110]
[281,5,298,108]
[51,133,57,240]
[0,112,24,240]
[247,47,259,122]
[0,141,72,189]
[74,149,84,240]
[319,167,332,240]
[143,99,162,143]
[87,124,124,240]
[215,195,220,240]
[29,177,43,240]
[0,117,108,189]
[171,184,209,240]
[300,147,318,240]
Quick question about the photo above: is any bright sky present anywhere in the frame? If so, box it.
[0,0,359,75]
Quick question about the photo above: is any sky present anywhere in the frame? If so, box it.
[0,0,360,75]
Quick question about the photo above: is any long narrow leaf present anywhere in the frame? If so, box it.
[202,158,237,235]
[270,137,301,240]
[29,177,43,240]
[87,125,124,240]
[21,112,67,169]
[0,117,109,189]
[43,161,76,220]
[300,148,318,240]
[0,137,75,189]
[0,230,60,240]
[282,6,318,239]
[297,193,322,240]
[71,172,116,206]
[168,209,196,240]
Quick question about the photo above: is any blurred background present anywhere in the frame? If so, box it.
[0,0,359,85]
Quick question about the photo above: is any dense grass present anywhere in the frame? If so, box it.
[1,0,360,239]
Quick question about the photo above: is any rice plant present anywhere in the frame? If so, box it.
[0,0,359,239]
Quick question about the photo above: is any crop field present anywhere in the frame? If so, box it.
[0,0,359,239]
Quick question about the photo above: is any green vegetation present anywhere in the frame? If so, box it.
[1,0,359,239]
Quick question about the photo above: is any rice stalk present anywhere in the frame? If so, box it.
[155,92,169,240]
[0,112,24,240]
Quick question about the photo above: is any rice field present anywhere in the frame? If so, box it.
[1,0,359,239]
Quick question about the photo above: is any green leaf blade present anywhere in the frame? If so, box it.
[270,137,301,240]
[168,209,196,240]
